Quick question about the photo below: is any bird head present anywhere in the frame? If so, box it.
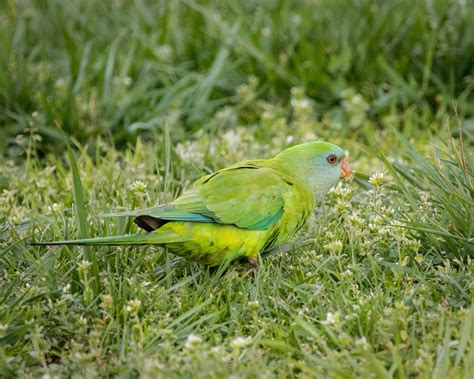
[273,141,351,200]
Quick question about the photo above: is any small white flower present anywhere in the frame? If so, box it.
[77,260,92,273]
[230,336,252,349]
[348,214,364,228]
[324,240,343,254]
[185,334,203,349]
[368,172,385,188]
[175,141,204,165]
[355,336,369,349]
[329,183,352,199]
[321,312,341,326]
[291,98,312,115]
[78,315,87,327]
[222,130,241,150]
[128,180,147,195]
[157,44,173,61]
[248,300,259,310]
[419,191,431,204]
[378,226,391,237]
[100,294,113,312]
[125,299,141,316]
[405,238,421,253]
[340,269,353,278]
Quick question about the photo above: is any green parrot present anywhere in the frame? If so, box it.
[33,141,351,266]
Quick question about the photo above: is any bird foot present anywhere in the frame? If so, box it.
[247,256,259,267]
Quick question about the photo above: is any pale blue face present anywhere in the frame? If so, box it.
[310,145,347,199]
[272,141,349,200]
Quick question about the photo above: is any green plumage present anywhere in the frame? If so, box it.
[33,141,349,265]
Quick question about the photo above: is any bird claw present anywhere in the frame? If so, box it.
[247,256,259,267]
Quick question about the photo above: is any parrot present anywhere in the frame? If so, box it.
[33,141,351,266]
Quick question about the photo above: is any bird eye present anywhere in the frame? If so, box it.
[327,154,337,164]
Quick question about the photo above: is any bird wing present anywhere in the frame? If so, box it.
[103,162,295,231]
[175,163,291,230]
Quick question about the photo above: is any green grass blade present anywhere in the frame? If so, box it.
[67,144,100,293]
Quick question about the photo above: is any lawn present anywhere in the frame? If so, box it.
[0,1,473,377]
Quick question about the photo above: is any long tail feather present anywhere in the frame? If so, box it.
[99,210,138,217]
[99,205,166,218]
[31,231,190,246]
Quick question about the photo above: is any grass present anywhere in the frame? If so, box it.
[1,126,473,377]
[1,0,473,152]
[1,0,474,377]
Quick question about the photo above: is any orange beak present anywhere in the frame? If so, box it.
[340,159,351,179]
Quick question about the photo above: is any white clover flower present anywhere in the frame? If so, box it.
[175,141,205,166]
[368,172,385,188]
[222,130,241,151]
[351,94,365,106]
[329,183,352,199]
[157,44,173,61]
[290,87,314,118]
[368,216,384,232]
[348,214,364,228]
[355,336,369,349]
[210,346,225,356]
[291,98,311,111]
[125,299,141,316]
[230,336,252,350]
[381,206,395,217]
[128,180,147,195]
[236,77,259,104]
[215,106,236,125]
[62,283,71,293]
[341,88,369,128]
[321,312,341,326]
[185,334,203,349]
[378,226,391,237]
[340,269,353,278]
[390,220,406,237]
[324,240,343,254]
[100,294,113,312]
[405,238,421,253]
[77,260,92,274]
[248,300,260,310]
[78,315,88,327]
[419,191,431,205]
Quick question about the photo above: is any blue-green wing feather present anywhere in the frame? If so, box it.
[173,164,291,230]
[103,162,293,230]
[101,204,213,222]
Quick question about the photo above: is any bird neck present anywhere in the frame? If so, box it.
[270,155,332,203]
